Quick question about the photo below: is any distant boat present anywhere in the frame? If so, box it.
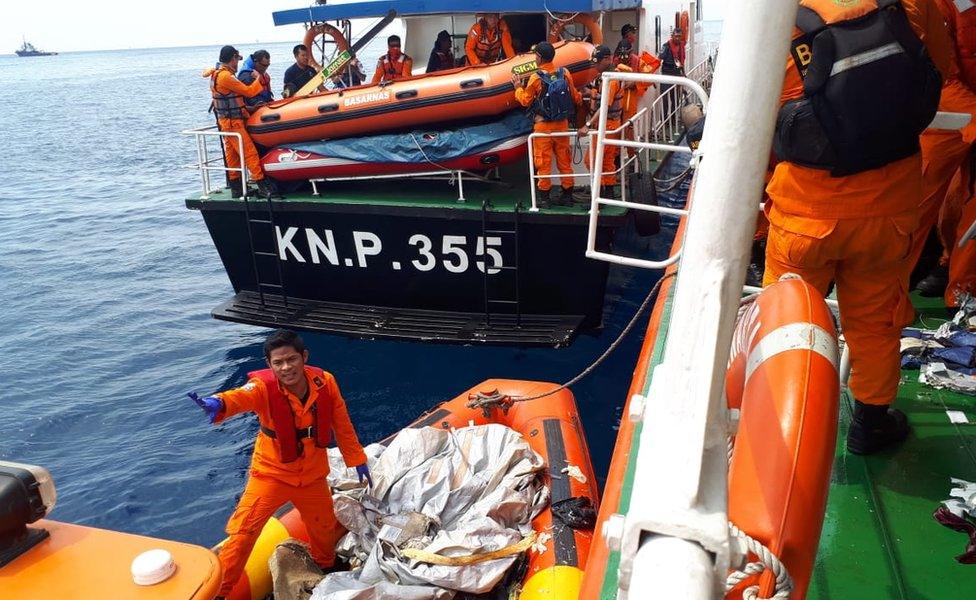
[15,40,56,57]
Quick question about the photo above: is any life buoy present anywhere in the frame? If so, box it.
[679,11,690,44]
[302,23,350,71]
[548,13,603,45]
[725,276,840,599]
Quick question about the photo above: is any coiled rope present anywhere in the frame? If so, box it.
[727,523,794,600]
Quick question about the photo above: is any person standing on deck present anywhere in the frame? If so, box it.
[190,329,371,599]
[465,13,515,65]
[204,45,275,199]
[905,0,976,308]
[657,28,685,119]
[615,23,638,58]
[513,41,584,208]
[578,45,626,199]
[237,49,274,109]
[371,35,413,84]
[763,0,952,455]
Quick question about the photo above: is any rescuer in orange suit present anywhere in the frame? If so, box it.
[190,329,370,599]
[513,41,583,207]
[371,35,413,84]
[907,0,976,306]
[204,45,276,199]
[763,0,953,454]
[465,13,516,65]
[579,45,626,199]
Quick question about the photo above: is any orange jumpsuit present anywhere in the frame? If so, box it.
[209,67,265,182]
[764,0,953,406]
[515,63,583,191]
[213,367,366,596]
[465,19,515,65]
[583,77,625,186]
[370,52,413,84]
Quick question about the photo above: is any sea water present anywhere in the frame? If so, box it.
[0,37,696,546]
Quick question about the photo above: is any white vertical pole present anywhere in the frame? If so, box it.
[618,0,800,596]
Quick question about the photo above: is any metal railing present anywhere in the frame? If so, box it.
[181,125,248,198]
[586,73,708,270]
[525,108,650,212]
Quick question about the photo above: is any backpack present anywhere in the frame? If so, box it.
[534,69,574,122]
[773,0,942,177]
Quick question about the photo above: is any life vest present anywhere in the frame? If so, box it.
[773,0,942,177]
[249,367,333,464]
[210,66,247,120]
[944,0,976,89]
[474,20,504,63]
[584,79,624,121]
[237,68,273,105]
[533,68,575,122]
[430,49,455,71]
[378,53,408,81]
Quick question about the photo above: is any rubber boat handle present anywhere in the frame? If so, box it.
[260,113,281,122]
[459,79,484,89]
[318,103,339,113]
[395,90,418,100]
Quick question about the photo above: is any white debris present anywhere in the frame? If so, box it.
[561,464,587,484]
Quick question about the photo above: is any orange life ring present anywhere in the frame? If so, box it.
[679,11,690,44]
[302,23,350,71]
[548,13,603,45]
[725,277,839,598]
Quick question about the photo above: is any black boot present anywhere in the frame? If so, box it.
[228,179,243,199]
[600,184,616,199]
[556,186,575,206]
[536,187,551,208]
[915,264,948,297]
[847,400,910,455]
[256,178,280,199]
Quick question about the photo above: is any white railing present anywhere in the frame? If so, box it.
[603,0,801,597]
[586,73,707,270]
[181,125,248,198]
[525,108,650,212]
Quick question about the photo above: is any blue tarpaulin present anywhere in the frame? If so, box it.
[281,110,533,164]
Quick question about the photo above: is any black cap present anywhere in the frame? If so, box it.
[622,24,636,37]
[591,45,612,62]
[219,45,242,63]
[533,41,555,63]
[437,30,451,41]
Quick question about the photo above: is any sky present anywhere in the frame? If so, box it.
[3,1,726,54]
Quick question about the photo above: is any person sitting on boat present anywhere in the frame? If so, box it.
[465,13,515,66]
[332,57,365,89]
[237,49,273,108]
[513,41,584,207]
[578,45,626,200]
[204,45,275,198]
[371,35,413,84]
[615,23,638,59]
[282,44,322,98]
[190,329,371,599]
[763,0,952,455]
[426,29,456,73]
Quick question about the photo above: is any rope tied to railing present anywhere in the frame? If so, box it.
[726,522,794,600]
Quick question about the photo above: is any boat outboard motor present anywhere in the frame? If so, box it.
[0,461,57,568]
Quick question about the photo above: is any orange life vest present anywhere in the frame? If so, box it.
[210,66,247,120]
[378,53,408,81]
[941,0,976,88]
[249,367,333,463]
[583,79,625,121]
[474,21,504,63]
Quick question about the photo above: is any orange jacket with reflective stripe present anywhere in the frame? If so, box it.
[216,366,367,487]
[465,19,516,65]
[768,0,953,220]
[370,53,413,84]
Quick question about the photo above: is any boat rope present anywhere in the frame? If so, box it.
[467,271,676,414]
[726,522,794,600]
[544,6,582,23]
[409,133,457,180]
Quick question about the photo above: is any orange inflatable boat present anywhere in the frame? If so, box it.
[217,379,598,600]
[247,41,597,147]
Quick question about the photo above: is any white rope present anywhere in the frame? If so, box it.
[544,6,582,23]
[726,523,794,600]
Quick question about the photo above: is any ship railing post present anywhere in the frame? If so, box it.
[613,0,800,597]
[528,133,539,212]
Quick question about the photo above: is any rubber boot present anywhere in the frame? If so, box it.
[228,178,243,199]
[601,184,616,200]
[256,178,280,199]
[915,264,948,297]
[536,187,551,209]
[556,186,575,206]
[846,400,910,455]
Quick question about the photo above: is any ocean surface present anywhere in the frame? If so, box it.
[0,37,697,547]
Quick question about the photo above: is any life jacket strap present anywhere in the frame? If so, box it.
[261,425,315,440]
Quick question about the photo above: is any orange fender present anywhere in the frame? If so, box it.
[726,277,840,598]
[549,13,603,45]
[302,23,349,71]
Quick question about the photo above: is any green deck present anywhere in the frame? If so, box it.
[190,170,633,217]
[810,294,976,599]
[599,290,976,598]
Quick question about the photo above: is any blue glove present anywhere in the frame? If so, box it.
[188,392,223,424]
[355,463,373,488]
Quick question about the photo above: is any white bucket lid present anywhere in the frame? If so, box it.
[131,549,176,586]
